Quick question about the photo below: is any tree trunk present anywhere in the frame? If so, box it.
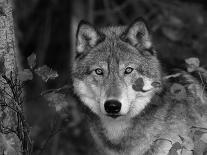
[0,0,29,154]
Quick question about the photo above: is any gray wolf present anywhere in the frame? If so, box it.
[72,18,207,155]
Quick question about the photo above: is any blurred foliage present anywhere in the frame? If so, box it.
[74,0,207,71]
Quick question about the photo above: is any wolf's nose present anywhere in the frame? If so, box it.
[104,100,121,115]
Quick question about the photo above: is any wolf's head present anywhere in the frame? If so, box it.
[72,18,162,120]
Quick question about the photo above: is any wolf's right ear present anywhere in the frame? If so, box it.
[76,20,104,55]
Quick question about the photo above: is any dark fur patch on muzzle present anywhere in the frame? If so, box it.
[132,77,144,92]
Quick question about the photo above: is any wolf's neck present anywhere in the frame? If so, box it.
[101,118,131,141]
[90,118,132,154]
[90,118,131,143]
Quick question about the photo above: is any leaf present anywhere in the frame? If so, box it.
[163,73,182,80]
[34,65,58,82]
[200,133,207,143]
[193,140,207,155]
[27,53,36,69]
[181,149,193,155]
[162,27,183,41]
[167,142,182,155]
[167,150,178,155]
[170,83,187,100]
[179,135,184,142]
[193,130,205,141]
[43,92,68,112]
[167,148,178,155]
[168,16,184,28]
[191,130,207,155]
[172,142,182,150]
[185,58,200,67]
[18,69,33,82]
[185,57,200,72]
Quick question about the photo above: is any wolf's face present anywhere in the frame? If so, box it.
[72,18,162,120]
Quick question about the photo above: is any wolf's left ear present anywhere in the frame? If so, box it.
[121,18,152,50]
[76,20,104,55]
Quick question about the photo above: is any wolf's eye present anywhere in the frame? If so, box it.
[124,67,134,74]
[95,68,104,75]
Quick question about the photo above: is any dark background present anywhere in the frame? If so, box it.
[14,0,207,154]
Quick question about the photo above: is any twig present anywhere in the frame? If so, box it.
[38,128,62,155]
[0,73,32,155]
[0,124,16,134]
[0,101,19,113]
[163,73,182,80]
[40,84,72,96]
[154,138,173,145]
[191,126,207,131]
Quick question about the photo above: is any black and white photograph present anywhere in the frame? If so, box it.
[0,0,207,154]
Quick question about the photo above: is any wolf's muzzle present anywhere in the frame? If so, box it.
[104,100,121,117]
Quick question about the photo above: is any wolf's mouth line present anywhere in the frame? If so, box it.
[106,114,121,118]
[139,88,152,93]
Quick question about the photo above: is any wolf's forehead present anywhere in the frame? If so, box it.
[85,26,144,65]
[99,26,126,38]
[90,41,139,65]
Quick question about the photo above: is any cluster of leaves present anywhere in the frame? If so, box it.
[166,57,206,102]
[161,127,207,155]
[159,57,207,155]
[18,53,58,82]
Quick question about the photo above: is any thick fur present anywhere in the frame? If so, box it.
[72,19,207,155]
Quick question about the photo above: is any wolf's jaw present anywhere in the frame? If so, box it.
[101,118,131,142]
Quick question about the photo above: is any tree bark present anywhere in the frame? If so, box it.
[0,0,22,154]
